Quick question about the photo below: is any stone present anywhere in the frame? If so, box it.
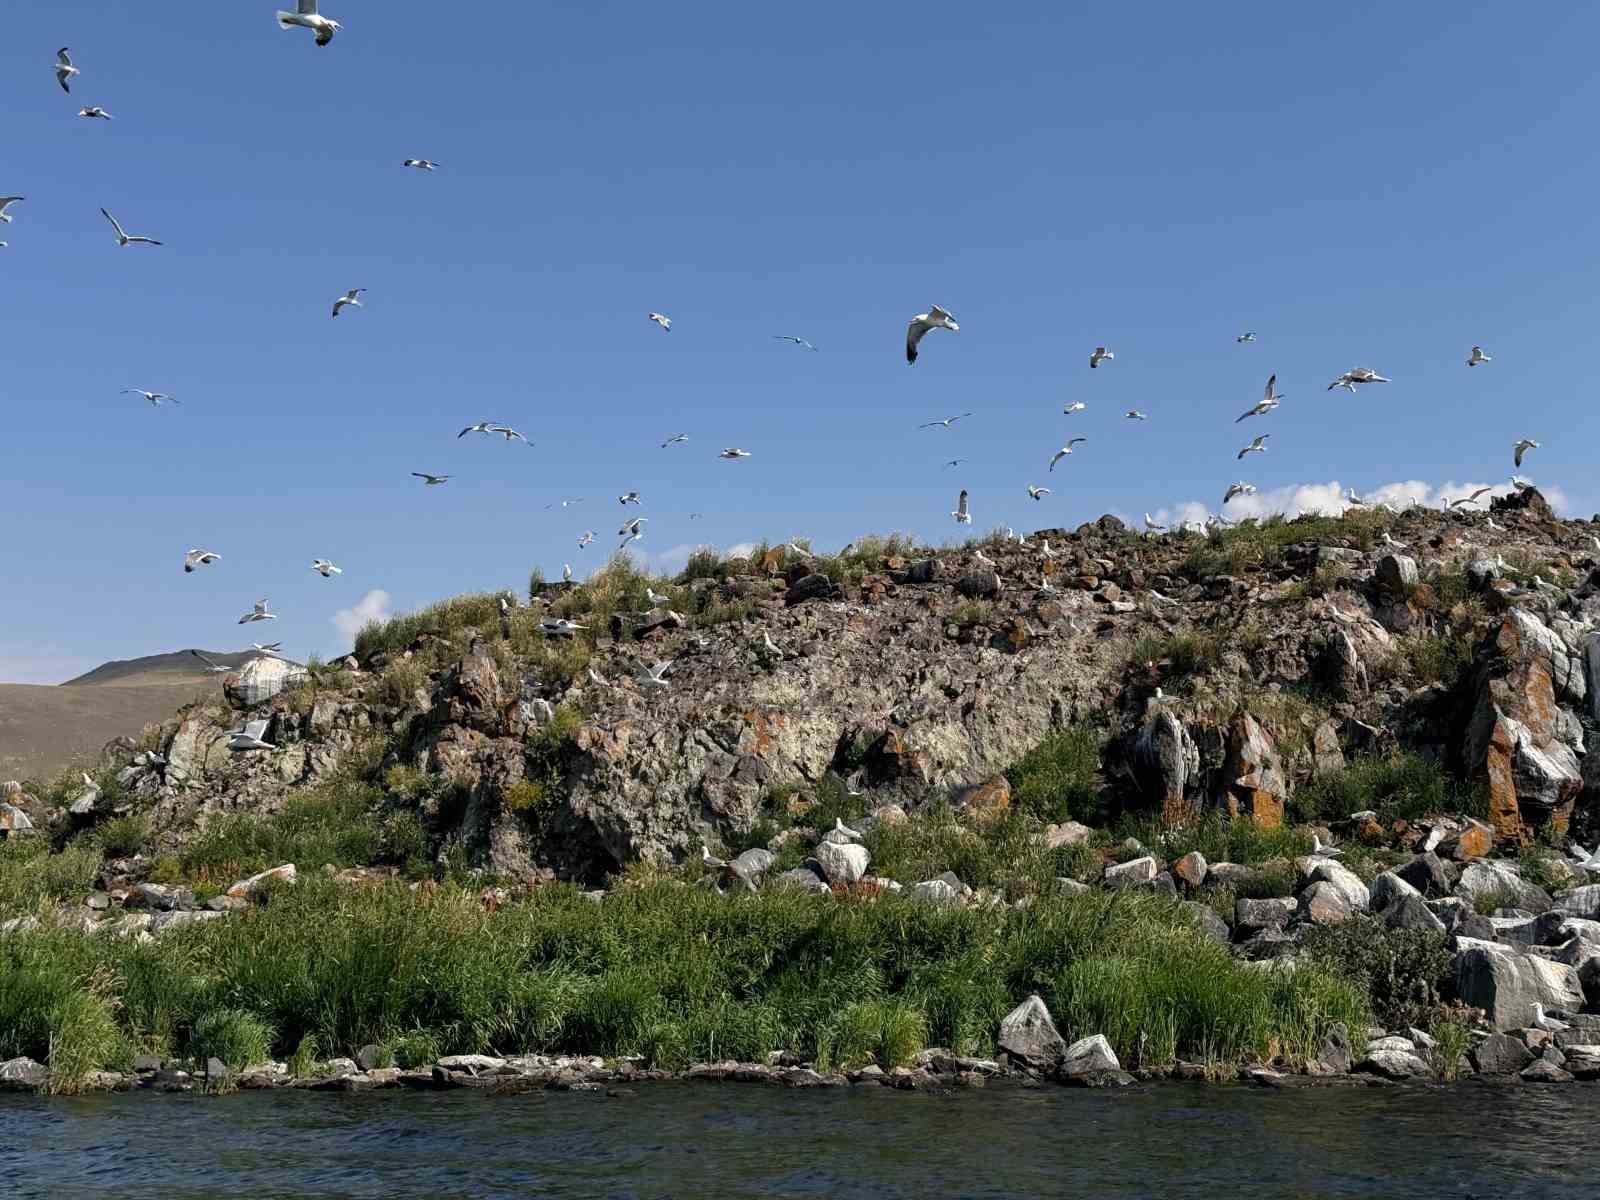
[998,994,1066,1072]
[1235,897,1297,933]
[731,848,774,881]
[783,574,838,606]
[1368,870,1421,914]
[1300,881,1355,925]
[1440,819,1494,863]
[225,655,309,708]
[225,863,297,900]
[132,882,193,912]
[1172,851,1208,889]
[1220,712,1287,828]
[812,840,870,886]
[1453,937,1586,1031]
[773,867,831,895]
[356,1044,385,1072]
[1323,632,1368,701]
[1366,1035,1416,1054]
[1396,852,1458,896]
[1553,885,1600,919]
[955,570,1001,600]
[1312,719,1348,775]
[1303,860,1370,911]
[1356,1049,1431,1079]
[1103,856,1158,888]
[1384,893,1447,933]
[1520,1059,1573,1083]
[1055,878,1091,897]
[206,1057,228,1083]
[954,776,1011,812]
[911,879,961,905]
[1181,901,1230,945]
[1040,821,1093,849]
[1457,861,1551,914]
[1131,710,1199,824]
[1056,1034,1120,1079]
[1561,1045,1600,1079]
[1307,1023,1352,1076]
[1470,1032,1533,1075]
[0,1057,47,1091]
[204,895,249,913]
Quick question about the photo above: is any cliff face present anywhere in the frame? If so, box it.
[16,489,1600,883]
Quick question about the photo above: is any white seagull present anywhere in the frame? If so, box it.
[1144,513,1168,534]
[637,660,673,691]
[190,650,233,674]
[276,1,341,46]
[412,472,450,486]
[124,389,178,406]
[486,425,527,443]
[577,531,595,549]
[402,159,439,170]
[647,586,670,606]
[719,448,751,459]
[618,491,640,505]
[952,489,972,525]
[1467,345,1491,367]
[1125,409,1149,421]
[661,433,689,448]
[331,288,365,317]
[183,549,220,573]
[834,817,863,841]
[458,422,498,438]
[238,599,277,624]
[78,106,113,120]
[648,312,671,331]
[1531,1003,1569,1033]
[563,563,573,582]
[1327,367,1389,392]
[56,48,79,93]
[1236,332,1257,343]
[906,305,958,364]
[1513,438,1539,468]
[100,208,161,247]
[1088,346,1114,369]
[1027,485,1050,500]
[1569,843,1600,874]
[227,719,277,752]
[919,412,974,429]
[1381,531,1408,549]
[540,618,587,638]
[773,335,817,351]
[1223,481,1256,505]
[1237,434,1269,460]
[1309,834,1343,858]
[310,559,342,577]
[1063,401,1086,415]
[1050,439,1087,471]
[1451,487,1492,509]
[1236,374,1283,422]
[619,517,648,537]
[0,198,22,224]
[250,642,283,655]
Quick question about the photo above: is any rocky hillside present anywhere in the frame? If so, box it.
[8,487,1599,882]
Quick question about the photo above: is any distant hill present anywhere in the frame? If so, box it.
[1,649,252,783]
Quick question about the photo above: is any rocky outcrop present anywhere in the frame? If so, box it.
[1453,937,1585,1031]
[998,994,1066,1072]
[1219,712,1287,828]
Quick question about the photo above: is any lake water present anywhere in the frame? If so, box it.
[1,1080,1590,1198]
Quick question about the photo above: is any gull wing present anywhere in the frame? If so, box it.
[243,719,271,741]
[928,305,952,322]
[298,0,319,13]
[906,318,928,364]
[100,208,126,239]
[956,489,969,518]
[1264,374,1276,400]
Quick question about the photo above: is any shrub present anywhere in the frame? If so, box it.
[1006,726,1104,824]
[94,814,150,858]
[1428,1017,1473,1081]
[1299,916,1453,1029]
[188,1007,274,1070]
[378,658,427,707]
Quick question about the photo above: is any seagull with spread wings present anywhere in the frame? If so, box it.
[1236,434,1269,460]
[1467,345,1492,367]
[310,559,342,577]
[412,472,450,486]
[1028,485,1050,500]
[125,389,178,406]
[906,305,958,364]
[183,549,220,573]
[277,1,341,46]
[1049,439,1087,471]
[661,433,689,448]
[648,312,671,331]
[1513,438,1539,468]
[1236,374,1282,422]
[1327,367,1389,392]
[238,599,277,624]
[952,489,972,525]
[919,413,973,429]
[1088,346,1114,368]
[1223,481,1256,505]
[55,48,79,93]
[403,159,438,170]
[78,106,113,120]
[773,335,817,350]
[719,447,751,459]
[331,289,365,317]
[0,198,22,224]
[101,208,161,246]
[191,650,233,674]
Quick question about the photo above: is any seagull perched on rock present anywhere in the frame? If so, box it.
[773,335,817,351]
[183,549,220,573]
[78,106,113,120]
[238,599,277,624]
[646,586,670,606]
[1309,834,1343,859]
[1485,516,1504,531]
[637,660,673,691]
[55,48,79,93]
[562,563,573,582]
[125,389,177,406]
[540,618,587,638]
[276,2,341,46]
[1510,475,1534,491]
[1088,346,1114,368]
[1236,374,1283,422]
[1513,438,1539,468]
[833,817,863,842]
[412,472,449,486]
[1144,513,1168,534]
[1125,410,1149,421]
[310,559,341,577]
[331,288,365,317]
[227,719,276,752]
[1380,531,1408,550]
[0,198,23,224]
[1531,1003,1569,1032]
[618,491,640,505]
[1063,401,1086,415]
[661,433,689,448]
[952,489,972,525]
[402,159,439,170]
[1027,485,1050,500]
[1039,540,1056,559]
[719,447,751,459]
[1327,367,1389,392]
[1236,332,1257,343]
[1050,439,1087,471]
[648,311,671,331]
[1467,345,1492,367]
[101,208,161,247]
[1223,481,1256,505]
[1237,434,1269,460]
[577,531,595,549]
[190,650,233,674]
[920,412,973,429]
[906,305,958,364]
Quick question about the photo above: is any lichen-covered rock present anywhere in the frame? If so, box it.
[998,994,1066,1072]
[225,656,309,709]
[812,840,869,885]
[1453,937,1585,1031]
[1131,710,1199,824]
[1220,712,1287,828]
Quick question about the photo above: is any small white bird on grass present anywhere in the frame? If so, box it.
[227,719,276,752]
[56,48,79,93]
[1328,367,1389,392]
[238,599,277,624]
[1236,374,1283,422]
[125,389,178,406]
[101,208,161,247]
[648,312,671,331]
[402,159,439,170]
[719,448,751,459]
[952,489,972,525]
[920,413,973,429]
[1223,481,1255,505]
[1467,345,1492,367]
[310,559,341,577]
[1063,401,1086,415]
[1050,439,1087,471]
[1513,438,1539,468]
[331,289,365,317]
[412,472,450,486]
[183,549,220,573]
[1237,434,1269,460]
[1088,346,1114,369]
[1027,485,1050,500]
[78,106,113,120]
[773,335,817,351]
[661,433,689,448]
[906,305,958,364]
[277,1,341,46]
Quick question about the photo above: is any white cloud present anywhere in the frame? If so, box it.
[1148,478,1572,529]
[333,589,392,641]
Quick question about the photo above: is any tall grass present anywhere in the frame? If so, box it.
[0,840,102,911]
[1005,725,1105,824]
[1292,753,1482,825]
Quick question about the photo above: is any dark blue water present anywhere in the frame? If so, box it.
[0,1080,1589,1198]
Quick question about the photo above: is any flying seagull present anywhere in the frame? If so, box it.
[1237,434,1269,460]
[402,159,438,170]
[618,491,640,505]
[919,413,973,429]
[124,389,178,406]
[942,458,965,469]
[1327,367,1389,392]
[1236,374,1283,422]
[1467,345,1491,367]
[906,305,958,364]
[100,208,161,247]
[1450,487,1492,509]
[1223,481,1256,505]
[661,433,689,448]
[719,447,751,459]
[1088,346,1114,369]
[331,288,365,317]
[540,618,587,639]
[577,531,595,549]
[227,719,276,752]
[1027,485,1050,500]
[458,422,498,438]
[1144,513,1167,534]
[487,424,526,443]
[412,472,450,486]
[238,599,277,624]
[1049,439,1087,471]
[648,312,671,331]
[1513,438,1539,468]
[952,489,972,525]
[1125,409,1148,421]
[78,106,113,120]
[183,549,220,573]
[619,516,647,536]
[773,335,817,351]
[277,1,341,46]
[1236,332,1257,343]
[55,48,78,93]
[1063,401,1086,415]
[190,650,233,674]
[637,660,673,691]
[250,642,283,655]
[310,559,342,577]
[0,198,22,223]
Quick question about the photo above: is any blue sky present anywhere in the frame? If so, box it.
[4,3,1598,682]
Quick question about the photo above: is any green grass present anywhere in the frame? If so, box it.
[1299,916,1453,1029]
[0,876,1366,1079]
[1005,725,1105,824]
[93,814,150,859]
[1290,752,1481,826]
[0,840,102,913]
[355,593,505,661]
[189,1007,275,1070]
